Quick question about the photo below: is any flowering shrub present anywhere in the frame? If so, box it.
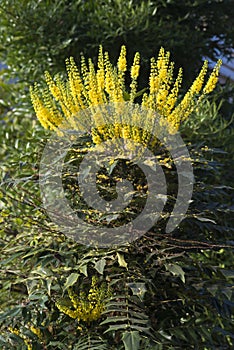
[1,45,233,350]
[30,46,221,141]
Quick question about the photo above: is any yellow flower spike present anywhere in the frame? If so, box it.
[80,54,88,84]
[166,62,175,87]
[30,91,57,130]
[41,88,64,126]
[118,45,127,73]
[130,52,140,101]
[97,46,105,93]
[104,51,116,100]
[56,302,78,319]
[156,86,169,114]
[30,88,48,129]
[54,75,76,117]
[149,57,158,94]
[25,341,33,350]
[203,59,222,94]
[30,325,43,340]
[169,59,219,126]
[164,67,183,117]
[170,90,192,126]
[155,48,170,89]
[130,52,140,80]
[66,57,86,110]
[157,47,165,70]
[44,71,63,102]
[8,326,20,336]
[118,45,127,93]
[189,60,208,95]
[87,58,99,105]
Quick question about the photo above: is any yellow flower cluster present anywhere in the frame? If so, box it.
[203,59,222,94]
[56,276,110,324]
[8,327,32,350]
[30,325,43,340]
[30,45,221,145]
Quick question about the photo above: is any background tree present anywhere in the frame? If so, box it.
[0,0,234,85]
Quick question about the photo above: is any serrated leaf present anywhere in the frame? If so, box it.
[127,282,147,301]
[104,324,129,333]
[64,272,79,290]
[101,316,133,325]
[79,264,88,276]
[94,258,106,275]
[122,331,140,350]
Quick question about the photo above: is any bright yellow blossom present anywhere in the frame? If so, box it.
[30,45,221,146]
[56,276,110,324]
[30,325,43,340]
[203,59,222,94]
[118,45,127,73]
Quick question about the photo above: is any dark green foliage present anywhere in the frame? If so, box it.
[1,96,233,347]
[0,1,234,348]
[0,0,234,86]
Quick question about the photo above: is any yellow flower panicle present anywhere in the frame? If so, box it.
[190,60,208,95]
[117,45,127,94]
[97,46,106,93]
[30,85,59,130]
[203,59,222,94]
[56,276,110,324]
[44,71,62,101]
[148,57,158,97]
[164,67,183,117]
[118,45,127,73]
[130,52,140,101]
[30,45,221,144]
[30,325,43,340]
[66,56,87,110]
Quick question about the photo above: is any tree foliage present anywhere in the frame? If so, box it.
[0,0,233,85]
[0,1,233,349]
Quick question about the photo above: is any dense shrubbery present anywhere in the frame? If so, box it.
[0,1,233,349]
[0,0,234,85]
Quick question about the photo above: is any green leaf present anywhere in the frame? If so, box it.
[64,273,79,290]
[94,258,106,275]
[127,282,147,301]
[105,160,118,175]
[79,264,88,276]
[165,263,185,283]
[46,278,52,296]
[193,216,216,224]
[0,306,21,321]
[122,331,140,350]
[48,341,68,349]
[117,252,128,268]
